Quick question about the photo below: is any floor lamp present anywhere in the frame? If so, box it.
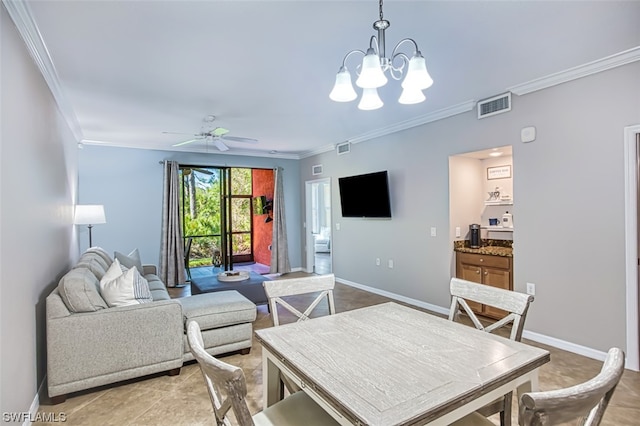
[74,205,106,247]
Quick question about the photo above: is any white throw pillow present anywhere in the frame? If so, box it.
[114,248,144,274]
[100,259,153,307]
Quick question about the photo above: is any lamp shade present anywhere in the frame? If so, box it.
[356,48,388,89]
[329,67,357,102]
[398,86,426,105]
[358,88,384,110]
[74,205,106,225]
[401,52,433,91]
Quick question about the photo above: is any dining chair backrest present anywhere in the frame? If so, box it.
[187,321,254,426]
[448,277,534,341]
[519,347,625,426]
[263,274,335,326]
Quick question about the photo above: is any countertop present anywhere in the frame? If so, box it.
[453,240,513,257]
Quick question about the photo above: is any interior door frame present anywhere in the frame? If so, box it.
[624,124,640,371]
[305,178,332,273]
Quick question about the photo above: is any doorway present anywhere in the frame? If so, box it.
[624,124,640,371]
[180,166,273,273]
[305,178,333,274]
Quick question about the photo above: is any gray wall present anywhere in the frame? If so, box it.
[300,62,640,354]
[1,5,79,415]
[78,146,302,269]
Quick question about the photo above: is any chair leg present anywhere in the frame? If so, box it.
[500,392,513,426]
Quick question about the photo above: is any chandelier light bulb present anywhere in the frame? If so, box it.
[356,48,388,89]
[358,88,384,110]
[401,52,433,91]
[398,86,426,105]
[329,67,358,102]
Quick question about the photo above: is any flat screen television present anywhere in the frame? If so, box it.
[338,171,392,218]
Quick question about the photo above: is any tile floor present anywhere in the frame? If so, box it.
[38,276,640,425]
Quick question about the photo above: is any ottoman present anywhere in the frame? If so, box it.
[178,290,257,362]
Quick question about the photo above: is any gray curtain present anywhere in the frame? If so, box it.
[160,160,186,287]
[270,167,291,274]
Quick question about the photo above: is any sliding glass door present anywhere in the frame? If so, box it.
[180,166,255,270]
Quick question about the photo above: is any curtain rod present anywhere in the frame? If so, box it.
[158,161,279,171]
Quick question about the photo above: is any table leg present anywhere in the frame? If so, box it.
[262,349,283,409]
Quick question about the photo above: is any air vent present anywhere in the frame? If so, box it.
[312,164,323,175]
[477,93,511,119]
[336,142,351,155]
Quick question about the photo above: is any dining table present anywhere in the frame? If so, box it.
[255,301,550,426]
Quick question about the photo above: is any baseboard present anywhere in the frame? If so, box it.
[336,277,450,316]
[335,276,621,366]
[22,378,44,426]
[522,330,609,363]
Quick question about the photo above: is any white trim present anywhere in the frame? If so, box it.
[21,379,44,426]
[347,101,476,145]
[299,101,475,159]
[624,124,640,371]
[521,330,610,364]
[304,178,332,274]
[509,46,640,96]
[336,277,450,316]
[3,0,83,142]
[336,276,637,367]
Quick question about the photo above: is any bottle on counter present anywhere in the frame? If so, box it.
[502,211,513,228]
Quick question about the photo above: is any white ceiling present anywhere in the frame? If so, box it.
[14,0,640,159]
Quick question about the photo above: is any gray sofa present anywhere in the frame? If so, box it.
[46,247,257,403]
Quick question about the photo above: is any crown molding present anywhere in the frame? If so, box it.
[347,101,476,145]
[508,46,640,96]
[299,101,475,159]
[3,0,84,142]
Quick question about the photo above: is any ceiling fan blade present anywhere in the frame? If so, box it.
[213,139,230,152]
[221,136,258,144]
[163,131,199,136]
[212,127,230,137]
[172,138,201,147]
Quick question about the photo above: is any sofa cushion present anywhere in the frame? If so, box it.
[75,256,108,281]
[58,268,108,313]
[114,248,144,274]
[150,289,171,301]
[85,247,113,266]
[99,259,153,307]
[179,291,257,331]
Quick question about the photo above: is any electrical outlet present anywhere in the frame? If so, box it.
[375,258,381,266]
[430,227,437,237]
[388,259,394,268]
[455,227,461,238]
[526,282,536,296]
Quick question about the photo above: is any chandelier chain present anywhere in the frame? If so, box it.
[379,0,384,20]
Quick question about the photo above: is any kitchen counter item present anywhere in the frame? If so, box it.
[469,224,481,248]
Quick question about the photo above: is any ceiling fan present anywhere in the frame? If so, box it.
[164,115,258,152]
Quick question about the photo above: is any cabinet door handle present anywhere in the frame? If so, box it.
[479,258,484,262]
[476,269,481,274]
[484,271,488,276]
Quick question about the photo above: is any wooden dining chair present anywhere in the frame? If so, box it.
[263,274,336,327]
[187,321,340,426]
[456,347,625,426]
[263,274,336,394]
[448,277,535,426]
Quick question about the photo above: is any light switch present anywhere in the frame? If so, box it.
[455,227,461,238]
[430,227,437,237]
[388,259,394,268]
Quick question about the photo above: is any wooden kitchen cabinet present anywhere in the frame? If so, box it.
[455,252,513,319]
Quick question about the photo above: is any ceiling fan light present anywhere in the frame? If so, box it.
[398,86,426,105]
[401,52,433,90]
[329,67,357,102]
[356,48,388,89]
[358,88,384,110]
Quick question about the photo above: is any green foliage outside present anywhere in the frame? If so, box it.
[181,167,253,266]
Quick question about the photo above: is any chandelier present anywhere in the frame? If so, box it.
[329,0,433,110]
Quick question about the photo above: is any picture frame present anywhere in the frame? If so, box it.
[487,165,511,180]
